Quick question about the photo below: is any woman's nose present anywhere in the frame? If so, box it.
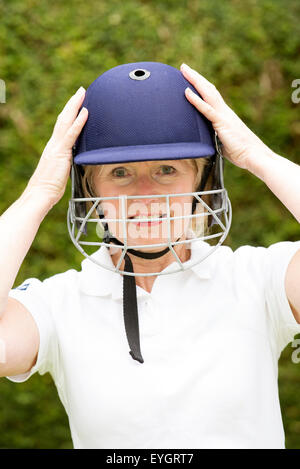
[131,174,161,207]
[135,174,157,195]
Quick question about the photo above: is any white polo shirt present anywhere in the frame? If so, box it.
[6,239,300,449]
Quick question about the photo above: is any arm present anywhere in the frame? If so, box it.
[285,248,300,324]
[0,87,88,377]
[247,150,300,324]
[0,191,52,376]
[180,62,300,321]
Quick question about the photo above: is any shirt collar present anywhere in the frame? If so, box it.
[78,240,214,299]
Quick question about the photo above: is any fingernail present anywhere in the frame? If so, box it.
[76,86,85,95]
[181,63,190,70]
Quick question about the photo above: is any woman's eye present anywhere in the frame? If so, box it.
[158,165,176,175]
[112,167,129,178]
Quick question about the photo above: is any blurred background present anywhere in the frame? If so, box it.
[0,0,300,449]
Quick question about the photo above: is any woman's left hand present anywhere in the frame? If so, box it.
[180,63,275,172]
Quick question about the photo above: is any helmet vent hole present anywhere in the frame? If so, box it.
[129,68,151,81]
[135,70,145,77]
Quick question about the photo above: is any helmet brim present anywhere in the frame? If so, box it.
[73,142,215,165]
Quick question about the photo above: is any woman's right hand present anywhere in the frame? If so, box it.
[25,86,88,208]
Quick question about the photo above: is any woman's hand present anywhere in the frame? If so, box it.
[25,87,88,208]
[180,63,275,172]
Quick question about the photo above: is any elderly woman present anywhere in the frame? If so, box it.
[0,62,300,450]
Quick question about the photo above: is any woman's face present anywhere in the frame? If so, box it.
[92,159,197,249]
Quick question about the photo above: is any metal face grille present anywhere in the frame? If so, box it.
[67,182,232,277]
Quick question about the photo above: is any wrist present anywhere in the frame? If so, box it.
[18,186,55,219]
[246,147,279,182]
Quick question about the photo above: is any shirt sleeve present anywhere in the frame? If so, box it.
[263,241,300,356]
[5,277,59,383]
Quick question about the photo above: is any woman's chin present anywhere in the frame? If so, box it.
[110,232,186,251]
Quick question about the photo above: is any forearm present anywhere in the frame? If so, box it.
[247,150,300,223]
[0,87,87,319]
[0,187,52,317]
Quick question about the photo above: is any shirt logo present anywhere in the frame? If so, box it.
[16,282,30,291]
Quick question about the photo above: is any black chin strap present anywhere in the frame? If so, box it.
[109,235,172,364]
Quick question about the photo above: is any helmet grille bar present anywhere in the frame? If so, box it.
[67,188,232,277]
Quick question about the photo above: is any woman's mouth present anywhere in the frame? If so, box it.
[129,213,167,227]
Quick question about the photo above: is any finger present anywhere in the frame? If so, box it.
[51,87,86,141]
[180,64,226,111]
[52,88,86,140]
[184,87,221,126]
[58,106,89,152]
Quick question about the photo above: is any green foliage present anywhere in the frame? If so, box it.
[0,0,299,449]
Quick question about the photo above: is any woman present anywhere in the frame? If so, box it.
[0,61,300,449]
